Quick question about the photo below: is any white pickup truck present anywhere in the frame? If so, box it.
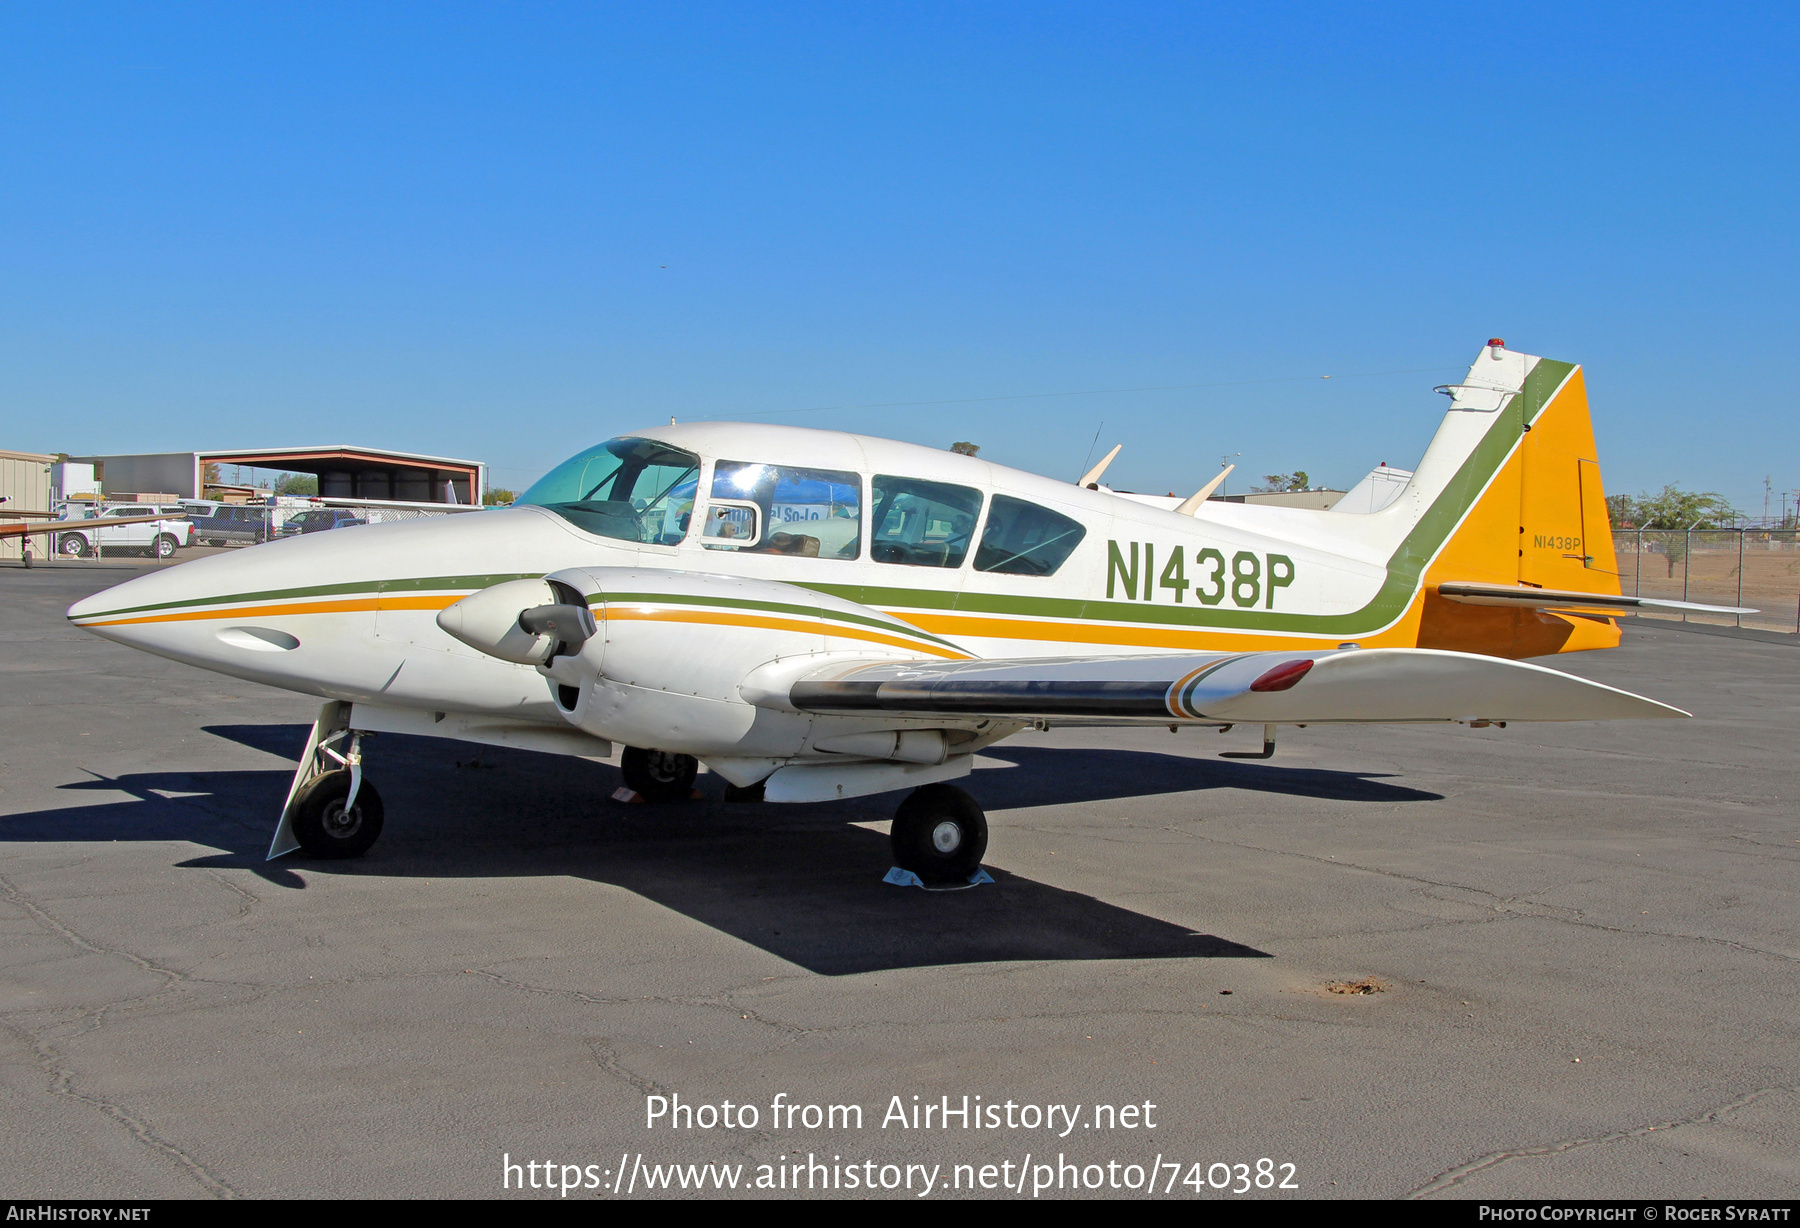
[54,504,194,559]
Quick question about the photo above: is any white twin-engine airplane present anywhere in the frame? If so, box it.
[68,342,1748,884]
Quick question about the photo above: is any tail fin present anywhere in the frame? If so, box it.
[1403,341,1622,656]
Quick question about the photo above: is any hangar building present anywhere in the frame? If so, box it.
[73,446,486,505]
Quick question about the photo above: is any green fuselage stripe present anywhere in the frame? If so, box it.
[69,572,543,621]
[807,360,1572,636]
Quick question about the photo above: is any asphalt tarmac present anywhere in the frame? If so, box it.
[3,558,1796,1200]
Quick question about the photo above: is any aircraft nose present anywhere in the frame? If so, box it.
[66,569,195,635]
[62,506,583,692]
[64,541,310,659]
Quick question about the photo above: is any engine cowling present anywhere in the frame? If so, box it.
[439,566,975,766]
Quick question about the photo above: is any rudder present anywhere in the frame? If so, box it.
[1417,346,1623,657]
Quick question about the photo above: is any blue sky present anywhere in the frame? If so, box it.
[3,2,1796,513]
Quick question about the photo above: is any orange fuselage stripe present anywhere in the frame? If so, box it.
[73,594,458,628]
[604,606,969,659]
[891,609,1422,653]
[80,595,970,660]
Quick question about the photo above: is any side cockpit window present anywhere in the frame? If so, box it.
[519,438,701,544]
[974,495,1087,576]
[704,462,862,558]
[870,476,982,568]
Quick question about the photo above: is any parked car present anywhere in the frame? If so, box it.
[187,503,275,547]
[54,504,193,559]
[279,508,367,536]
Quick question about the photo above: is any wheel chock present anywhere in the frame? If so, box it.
[883,866,994,890]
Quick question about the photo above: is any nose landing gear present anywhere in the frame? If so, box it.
[889,783,988,885]
[270,701,384,860]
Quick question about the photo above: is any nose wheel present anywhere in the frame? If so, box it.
[290,769,385,859]
[890,784,987,884]
[270,703,384,861]
[620,747,700,803]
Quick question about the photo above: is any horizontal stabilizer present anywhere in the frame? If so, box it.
[789,647,1687,725]
[1438,581,1755,616]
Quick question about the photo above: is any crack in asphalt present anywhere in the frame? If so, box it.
[0,872,241,1198]
[205,871,261,921]
[1406,1086,1795,1198]
[1118,830,1800,965]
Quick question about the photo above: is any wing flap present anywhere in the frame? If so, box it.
[788,647,1688,724]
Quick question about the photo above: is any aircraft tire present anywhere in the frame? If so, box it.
[620,747,699,803]
[891,784,987,884]
[723,781,766,803]
[290,770,385,859]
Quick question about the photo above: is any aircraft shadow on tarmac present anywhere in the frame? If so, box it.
[2,725,1437,975]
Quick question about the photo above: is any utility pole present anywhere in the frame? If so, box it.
[1220,453,1240,497]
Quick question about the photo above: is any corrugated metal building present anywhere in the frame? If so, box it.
[0,448,56,563]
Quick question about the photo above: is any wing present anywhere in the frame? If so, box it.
[1437,581,1754,616]
[788,647,1688,725]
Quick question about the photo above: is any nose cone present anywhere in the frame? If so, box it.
[436,578,560,664]
[63,506,587,691]
[64,518,397,670]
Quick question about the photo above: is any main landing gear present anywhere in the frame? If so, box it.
[619,747,700,803]
[889,783,988,885]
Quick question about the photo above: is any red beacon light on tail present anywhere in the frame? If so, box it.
[1487,338,1506,359]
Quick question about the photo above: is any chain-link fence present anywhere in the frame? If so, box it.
[28,498,479,563]
[187,499,471,546]
[1614,528,1800,634]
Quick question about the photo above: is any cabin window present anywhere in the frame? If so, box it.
[974,495,1087,576]
[703,462,862,558]
[518,438,701,544]
[870,476,983,568]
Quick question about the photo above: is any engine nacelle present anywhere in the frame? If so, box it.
[452,566,979,765]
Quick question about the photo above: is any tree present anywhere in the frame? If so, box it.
[1631,485,1737,529]
[275,472,318,496]
[1253,471,1309,493]
[482,488,517,506]
[1624,485,1740,577]
[950,442,980,457]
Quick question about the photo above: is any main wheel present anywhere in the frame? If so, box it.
[620,747,699,803]
[58,534,89,558]
[153,534,178,559]
[890,784,987,884]
[290,770,384,859]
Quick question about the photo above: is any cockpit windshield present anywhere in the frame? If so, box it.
[519,438,701,544]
